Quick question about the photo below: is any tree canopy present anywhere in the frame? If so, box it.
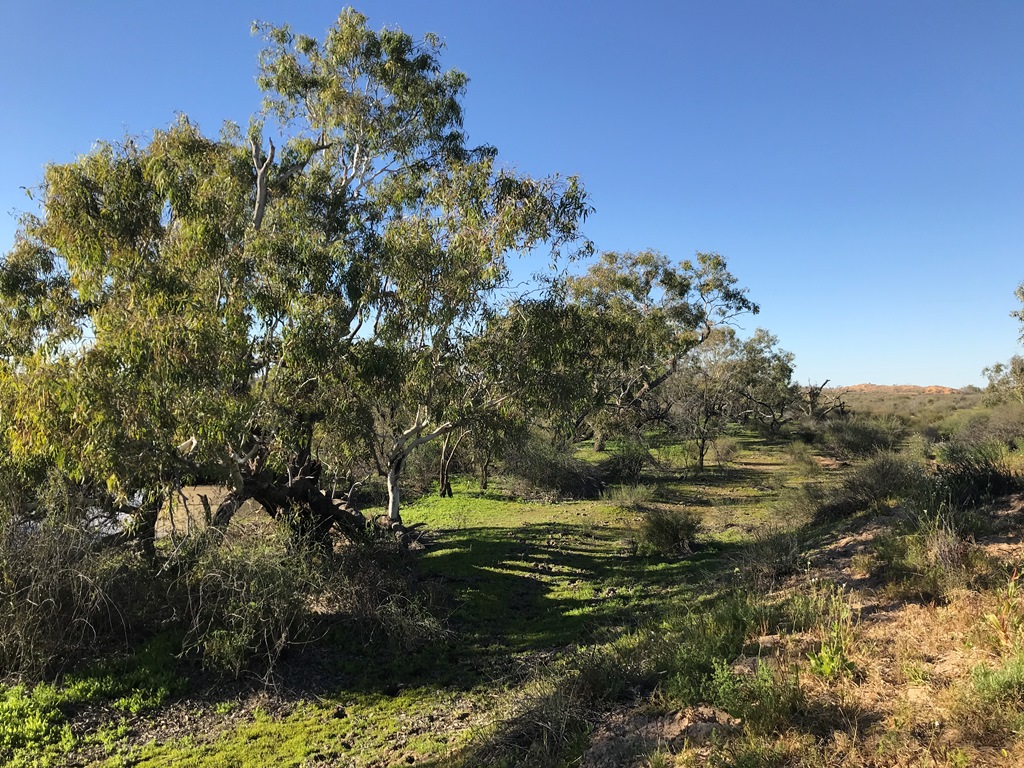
[0,10,590,541]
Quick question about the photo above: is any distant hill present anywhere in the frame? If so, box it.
[839,384,962,395]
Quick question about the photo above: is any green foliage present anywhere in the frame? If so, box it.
[935,442,1020,508]
[0,8,593,537]
[956,656,1024,738]
[0,684,74,766]
[803,584,856,679]
[503,434,602,499]
[706,660,804,732]
[735,525,805,590]
[823,414,907,458]
[598,441,652,484]
[0,633,184,767]
[662,594,760,705]
[603,483,656,511]
[637,507,702,555]
[871,509,992,600]
[813,450,930,521]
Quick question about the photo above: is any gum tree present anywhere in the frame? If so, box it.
[492,251,758,447]
[0,10,589,544]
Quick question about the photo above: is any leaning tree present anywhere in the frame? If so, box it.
[0,9,589,548]
[489,250,759,448]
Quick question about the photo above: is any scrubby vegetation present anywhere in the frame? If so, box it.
[5,7,1024,768]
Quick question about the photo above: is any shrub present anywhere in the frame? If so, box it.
[736,526,804,590]
[597,441,651,484]
[319,537,449,653]
[935,442,1019,509]
[637,507,702,555]
[504,435,602,499]
[813,451,930,522]
[785,441,820,475]
[842,451,931,509]
[955,656,1024,740]
[663,592,769,705]
[173,523,318,677]
[705,659,804,732]
[712,436,741,467]
[603,483,655,511]
[0,514,159,679]
[823,414,907,459]
[872,510,992,601]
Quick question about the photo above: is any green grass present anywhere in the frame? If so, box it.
[0,633,185,766]
[19,430,843,767]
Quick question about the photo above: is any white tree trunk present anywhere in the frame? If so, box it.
[386,459,403,524]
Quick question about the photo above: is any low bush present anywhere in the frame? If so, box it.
[823,414,907,459]
[712,436,742,467]
[0,514,160,679]
[637,507,702,555]
[736,526,804,590]
[603,483,656,511]
[935,442,1020,509]
[871,510,992,601]
[504,436,602,499]
[173,522,445,676]
[841,451,931,510]
[956,656,1024,740]
[813,451,930,522]
[173,523,319,677]
[705,659,804,732]
[598,441,652,484]
[784,441,821,474]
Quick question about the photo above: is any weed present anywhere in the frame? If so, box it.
[662,592,768,706]
[807,639,855,679]
[735,525,803,590]
[605,483,656,511]
[956,656,1024,739]
[706,660,804,732]
[985,568,1024,652]
[786,582,857,679]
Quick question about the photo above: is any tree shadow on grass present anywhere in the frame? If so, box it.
[274,518,711,701]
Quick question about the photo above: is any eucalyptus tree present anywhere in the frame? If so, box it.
[663,329,741,472]
[564,250,758,447]
[983,356,1024,405]
[732,329,797,432]
[0,10,589,544]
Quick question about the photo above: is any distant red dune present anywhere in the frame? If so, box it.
[838,384,961,395]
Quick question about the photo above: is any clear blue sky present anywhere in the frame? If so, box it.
[3,1,1023,387]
